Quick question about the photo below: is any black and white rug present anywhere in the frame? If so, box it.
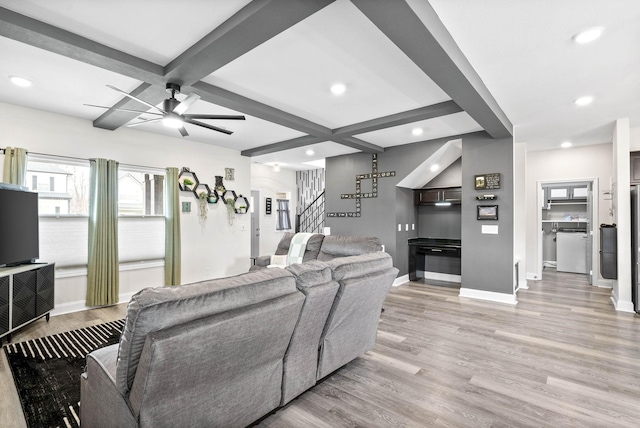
[3,319,125,428]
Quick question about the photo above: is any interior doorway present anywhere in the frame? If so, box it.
[536,178,599,285]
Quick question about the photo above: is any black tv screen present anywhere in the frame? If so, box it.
[0,186,39,266]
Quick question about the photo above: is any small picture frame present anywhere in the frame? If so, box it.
[474,174,486,190]
[265,197,272,215]
[477,205,498,220]
[225,168,235,181]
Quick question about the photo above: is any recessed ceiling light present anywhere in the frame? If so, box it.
[330,83,346,96]
[573,27,604,44]
[305,149,315,156]
[9,75,32,87]
[273,163,281,172]
[412,128,424,136]
[561,141,572,148]
[430,164,439,172]
[574,96,593,106]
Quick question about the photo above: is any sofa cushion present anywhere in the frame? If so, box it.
[115,268,298,395]
[317,235,382,261]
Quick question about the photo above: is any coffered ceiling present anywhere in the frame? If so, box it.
[0,0,638,170]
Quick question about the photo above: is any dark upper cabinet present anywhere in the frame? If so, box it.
[414,187,462,205]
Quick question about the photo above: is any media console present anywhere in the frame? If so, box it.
[0,262,55,343]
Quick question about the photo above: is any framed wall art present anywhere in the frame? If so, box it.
[477,205,498,220]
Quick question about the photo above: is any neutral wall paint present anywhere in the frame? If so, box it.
[417,205,461,239]
[514,142,527,288]
[612,119,633,311]
[250,163,297,256]
[0,102,251,314]
[525,143,613,284]
[424,157,462,188]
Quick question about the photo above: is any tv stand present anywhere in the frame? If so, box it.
[0,263,55,343]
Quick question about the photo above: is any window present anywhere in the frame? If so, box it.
[118,165,166,264]
[118,167,164,216]
[26,157,90,216]
[26,156,166,269]
[26,156,90,268]
[276,199,292,230]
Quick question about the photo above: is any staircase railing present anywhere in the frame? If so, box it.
[296,191,325,233]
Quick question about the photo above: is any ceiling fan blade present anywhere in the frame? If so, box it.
[185,119,233,135]
[173,93,200,115]
[84,104,163,116]
[178,126,189,137]
[183,114,246,121]
[106,85,166,114]
[126,118,163,127]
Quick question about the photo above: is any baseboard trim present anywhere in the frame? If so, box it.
[595,279,613,288]
[610,295,635,313]
[50,291,137,317]
[459,288,517,305]
[526,272,540,281]
[517,279,529,290]
[393,274,409,287]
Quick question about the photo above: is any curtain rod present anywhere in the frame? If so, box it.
[1,147,167,172]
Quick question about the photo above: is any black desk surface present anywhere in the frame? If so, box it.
[408,237,461,248]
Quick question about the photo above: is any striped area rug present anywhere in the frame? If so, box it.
[3,319,125,428]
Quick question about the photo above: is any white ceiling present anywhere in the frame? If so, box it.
[0,0,638,170]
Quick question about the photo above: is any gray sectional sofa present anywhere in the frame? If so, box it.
[80,235,398,428]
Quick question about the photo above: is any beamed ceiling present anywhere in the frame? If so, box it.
[0,0,638,170]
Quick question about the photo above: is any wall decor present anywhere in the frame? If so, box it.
[225,168,234,181]
[326,153,395,218]
[181,201,191,213]
[265,197,272,215]
[477,205,498,220]
[474,173,501,190]
[214,175,226,193]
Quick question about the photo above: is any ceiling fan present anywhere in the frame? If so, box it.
[85,83,245,136]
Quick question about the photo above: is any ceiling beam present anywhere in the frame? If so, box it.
[241,135,325,157]
[95,0,336,131]
[332,100,463,137]
[351,0,512,139]
[332,136,384,153]
[0,7,163,84]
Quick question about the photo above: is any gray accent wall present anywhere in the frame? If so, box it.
[325,136,458,275]
[418,205,461,239]
[326,131,515,297]
[461,134,514,294]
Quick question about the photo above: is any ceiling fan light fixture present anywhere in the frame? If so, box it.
[163,114,183,129]
[9,75,32,87]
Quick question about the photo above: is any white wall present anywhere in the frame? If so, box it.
[0,102,251,314]
[514,143,527,289]
[250,163,297,256]
[525,143,613,283]
[612,118,633,311]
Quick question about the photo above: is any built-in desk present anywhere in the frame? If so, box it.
[408,238,461,282]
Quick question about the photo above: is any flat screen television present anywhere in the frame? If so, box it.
[0,185,39,267]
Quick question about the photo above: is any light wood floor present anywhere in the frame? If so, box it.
[2,270,639,427]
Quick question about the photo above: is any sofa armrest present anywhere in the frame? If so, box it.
[254,255,272,267]
[81,345,137,428]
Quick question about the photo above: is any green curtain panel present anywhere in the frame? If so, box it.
[165,167,181,286]
[2,146,28,185]
[87,158,119,306]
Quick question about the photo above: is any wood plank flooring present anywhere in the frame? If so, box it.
[2,270,639,427]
